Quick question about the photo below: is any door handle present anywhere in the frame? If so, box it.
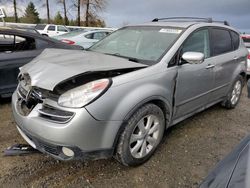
[206,64,215,69]
[233,56,239,60]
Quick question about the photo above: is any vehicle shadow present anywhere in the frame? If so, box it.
[0,97,11,105]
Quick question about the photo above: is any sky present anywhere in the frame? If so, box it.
[1,0,250,32]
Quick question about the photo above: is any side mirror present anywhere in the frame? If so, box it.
[247,79,250,98]
[182,52,205,64]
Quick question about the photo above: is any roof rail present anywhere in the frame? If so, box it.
[212,20,230,26]
[152,17,230,26]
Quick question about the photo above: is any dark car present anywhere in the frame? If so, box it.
[200,81,250,187]
[200,135,250,188]
[0,27,82,98]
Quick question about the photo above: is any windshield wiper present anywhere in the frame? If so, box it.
[128,57,139,63]
[104,53,141,63]
[104,52,122,57]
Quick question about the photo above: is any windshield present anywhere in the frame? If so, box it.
[89,26,183,63]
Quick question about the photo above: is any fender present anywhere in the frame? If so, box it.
[86,69,177,122]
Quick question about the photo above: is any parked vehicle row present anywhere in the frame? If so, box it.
[35,24,70,37]
[35,24,114,48]
[53,29,113,49]
[11,18,248,166]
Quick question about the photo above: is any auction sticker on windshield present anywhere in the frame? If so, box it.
[159,28,182,34]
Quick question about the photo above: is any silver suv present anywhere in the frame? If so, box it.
[12,18,248,166]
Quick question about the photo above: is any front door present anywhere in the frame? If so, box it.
[174,28,215,118]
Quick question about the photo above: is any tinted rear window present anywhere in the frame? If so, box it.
[211,28,233,56]
[231,31,240,50]
[35,24,46,30]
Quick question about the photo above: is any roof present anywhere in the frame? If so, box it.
[137,21,198,28]
[130,21,238,33]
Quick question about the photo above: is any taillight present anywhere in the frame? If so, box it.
[248,54,250,60]
[61,39,75,45]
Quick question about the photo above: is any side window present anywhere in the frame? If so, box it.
[93,32,107,40]
[231,31,240,50]
[0,34,36,52]
[211,28,233,56]
[85,33,93,39]
[15,35,36,51]
[57,26,68,32]
[47,25,56,31]
[0,34,15,52]
[182,29,210,58]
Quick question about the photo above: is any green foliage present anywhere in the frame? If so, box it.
[4,17,18,23]
[22,2,40,24]
[84,19,106,27]
[53,12,64,25]
[69,19,77,26]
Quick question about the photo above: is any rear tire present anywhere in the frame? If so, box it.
[221,75,243,109]
[115,104,165,166]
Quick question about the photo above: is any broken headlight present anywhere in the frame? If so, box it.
[58,79,110,108]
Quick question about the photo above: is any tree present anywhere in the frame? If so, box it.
[72,0,106,27]
[22,2,40,24]
[84,0,106,27]
[75,0,81,26]
[58,0,69,25]
[0,0,19,22]
[13,0,18,23]
[54,11,64,25]
[45,0,50,23]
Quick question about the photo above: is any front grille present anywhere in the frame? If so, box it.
[26,133,60,156]
[38,105,75,123]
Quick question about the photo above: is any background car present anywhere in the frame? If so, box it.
[241,34,250,78]
[53,29,113,49]
[35,24,70,37]
[200,135,250,188]
[0,27,82,98]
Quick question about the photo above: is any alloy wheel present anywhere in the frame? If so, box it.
[129,115,161,159]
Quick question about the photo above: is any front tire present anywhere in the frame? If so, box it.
[222,75,243,109]
[115,104,165,166]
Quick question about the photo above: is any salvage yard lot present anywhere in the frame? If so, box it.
[0,88,250,188]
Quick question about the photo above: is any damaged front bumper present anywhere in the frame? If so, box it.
[12,90,122,160]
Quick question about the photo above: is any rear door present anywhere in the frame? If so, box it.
[57,25,69,36]
[174,28,215,118]
[0,33,42,96]
[209,28,239,100]
[46,25,57,37]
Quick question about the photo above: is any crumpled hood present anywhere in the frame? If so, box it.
[20,48,147,91]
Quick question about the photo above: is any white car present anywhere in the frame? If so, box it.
[53,29,113,49]
[35,24,70,37]
[242,35,250,78]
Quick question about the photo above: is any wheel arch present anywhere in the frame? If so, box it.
[112,96,172,151]
[239,71,247,84]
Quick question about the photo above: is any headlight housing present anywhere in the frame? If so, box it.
[58,78,110,108]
